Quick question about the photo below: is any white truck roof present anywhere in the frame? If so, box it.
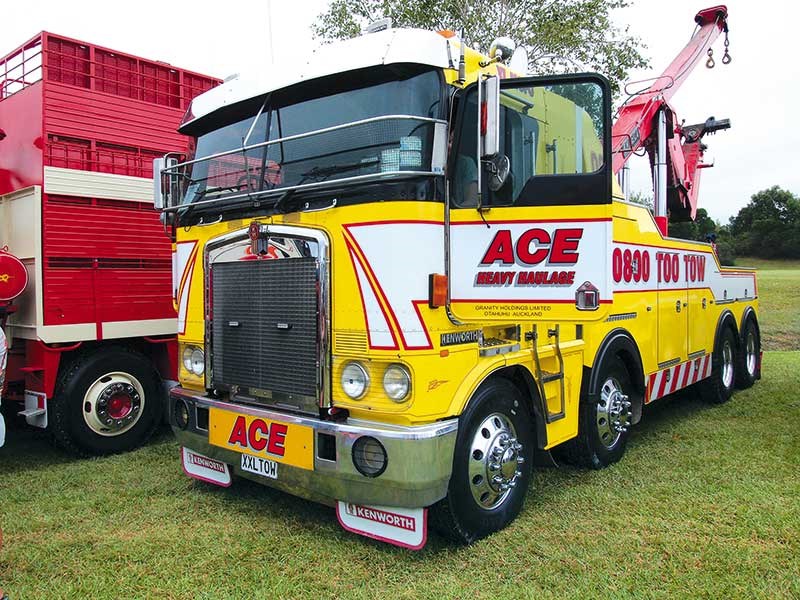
[183,28,454,128]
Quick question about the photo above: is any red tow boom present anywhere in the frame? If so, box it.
[612,5,731,231]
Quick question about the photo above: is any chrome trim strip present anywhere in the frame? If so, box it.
[172,387,459,440]
[605,312,637,322]
[172,115,447,169]
[203,224,331,411]
[162,170,441,213]
[479,343,520,357]
[688,350,706,360]
[657,357,681,369]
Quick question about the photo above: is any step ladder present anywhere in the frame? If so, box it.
[530,324,566,423]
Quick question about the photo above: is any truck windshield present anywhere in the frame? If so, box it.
[178,65,444,210]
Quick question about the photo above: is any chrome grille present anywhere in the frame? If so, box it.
[211,258,318,404]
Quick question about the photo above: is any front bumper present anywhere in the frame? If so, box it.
[170,387,458,508]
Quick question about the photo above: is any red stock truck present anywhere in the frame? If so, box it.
[0,32,218,453]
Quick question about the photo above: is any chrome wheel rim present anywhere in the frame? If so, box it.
[596,376,631,450]
[721,339,734,389]
[745,331,757,377]
[82,372,144,436]
[468,413,524,510]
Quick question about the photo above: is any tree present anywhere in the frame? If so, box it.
[312,0,648,95]
[669,208,716,242]
[628,190,653,211]
[729,186,800,259]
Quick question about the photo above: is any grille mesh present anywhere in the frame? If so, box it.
[211,258,318,398]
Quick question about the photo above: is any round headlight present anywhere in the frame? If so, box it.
[341,362,369,399]
[352,436,387,477]
[182,347,194,373]
[383,364,411,402]
[190,348,205,376]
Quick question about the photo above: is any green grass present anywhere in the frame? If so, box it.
[2,352,799,599]
[735,257,800,270]
[741,260,800,350]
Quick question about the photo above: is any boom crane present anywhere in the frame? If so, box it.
[612,5,731,235]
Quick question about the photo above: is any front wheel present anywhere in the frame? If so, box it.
[430,378,534,544]
[50,347,163,455]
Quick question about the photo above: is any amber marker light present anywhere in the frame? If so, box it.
[429,273,448,308]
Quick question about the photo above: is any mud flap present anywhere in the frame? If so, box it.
[181,447,232,487]
[336,501,427,550]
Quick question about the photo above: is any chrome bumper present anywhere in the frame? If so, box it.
[170,387,458,508]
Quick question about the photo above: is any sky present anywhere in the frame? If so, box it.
[5,0,798,223]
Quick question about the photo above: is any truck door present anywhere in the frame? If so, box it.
[656,251,688,366]
[447,74,613,324]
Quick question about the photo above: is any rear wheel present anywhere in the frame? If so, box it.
[430,378,533,544]
[735,318,760,389]
[698,326,737,404]
[50,347,163,455]
[559,356,632,469]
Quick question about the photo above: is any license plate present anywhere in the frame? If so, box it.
[241,454,278,479]
[208,407,314,470]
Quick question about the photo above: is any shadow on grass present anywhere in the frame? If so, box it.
[0,420,176,475]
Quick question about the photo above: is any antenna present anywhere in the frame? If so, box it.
[457,29,466,84]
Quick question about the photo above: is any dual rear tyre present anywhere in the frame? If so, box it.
[699,317,759,404]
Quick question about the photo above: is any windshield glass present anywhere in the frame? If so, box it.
[178,65,444,209]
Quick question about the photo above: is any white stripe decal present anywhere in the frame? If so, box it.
[175,242,197,336]
[669,364,682,395]
[651,371,664,401]
[351,250,397,350]
[648,353,713,402]
[346,223,442,349]
[703,354,713,378]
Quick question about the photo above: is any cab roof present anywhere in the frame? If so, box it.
[183,28,455,130]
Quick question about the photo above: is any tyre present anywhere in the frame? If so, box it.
[50,347,163,455]
[430,378,534,544]
[698,325,737,404]
[735,317,760,389]
[558,356,633,469]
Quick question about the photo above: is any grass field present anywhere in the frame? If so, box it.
[737,258,800,350]
[1,268,798,599]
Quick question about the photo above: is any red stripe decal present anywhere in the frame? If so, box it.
[681,361,693,389]
[657,370,670,399]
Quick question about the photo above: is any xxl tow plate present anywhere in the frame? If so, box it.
[208,407,314,470]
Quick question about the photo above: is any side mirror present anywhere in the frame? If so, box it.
[153,157,166,209]
[480,75,500,158]
[153,155,182,210]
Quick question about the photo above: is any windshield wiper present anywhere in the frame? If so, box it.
[177,184,234,226]
[271,159,379,213]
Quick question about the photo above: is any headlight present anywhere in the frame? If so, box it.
[182,347,194,372]
[182,346,205,376]
[383,364,411,402]
[190,348,205,376]
[341,362,369,399]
